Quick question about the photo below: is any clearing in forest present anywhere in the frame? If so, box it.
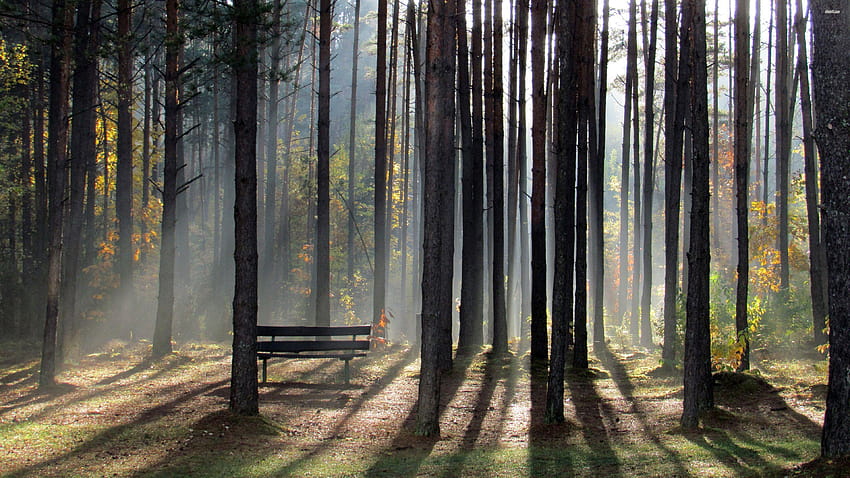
[0,341,833,477]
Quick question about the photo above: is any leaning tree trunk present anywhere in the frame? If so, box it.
[811,0,850,460]
[681,0,713,429]
[794,0,827,347]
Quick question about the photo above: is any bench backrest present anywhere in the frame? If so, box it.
[255,324,371,353]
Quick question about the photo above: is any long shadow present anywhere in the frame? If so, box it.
[7,379,230,478]
[682,426,785,476]
[0,363,39,386]
[527,363,575,476]
[267,346,420,477]
[436,351,518,478]
[597,344,690,476]
[564,361,623,477]
[361,350,476,478]
[0,353,194,420]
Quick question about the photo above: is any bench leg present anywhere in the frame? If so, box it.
[262,358,268,384]
[343,359,350,385]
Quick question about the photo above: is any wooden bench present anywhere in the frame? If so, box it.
[256,325,371,384]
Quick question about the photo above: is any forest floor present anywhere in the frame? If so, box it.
[0,339,844,477]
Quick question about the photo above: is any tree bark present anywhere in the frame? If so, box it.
[546,0,577,423]
[39,0,74,387]
[116,0,134,313]
[416,0,456,437]
[152,0,181,358]
[347,0,362,284]
[230,0,260,416]
[529,0,548,363]
[810,0,850,459]
[776,0,791,293]
[681,0,713,429]
[315,0,332,327]
[795,0,827,347]
[733,0,752,372]
[374,0,389,337]
[491,0,507,353]
[591,0,609,347]
[458,0,484,352]
[641,0,659,349]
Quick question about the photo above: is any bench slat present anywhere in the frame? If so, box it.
[256,325,371,336]
[256,340,370,353]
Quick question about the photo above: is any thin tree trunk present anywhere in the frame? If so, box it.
[152,0,181,358]
[491,0,507,353]
[347,0,362,283]
[315,0,332,327]
[458,0,483,352]
[529,0,548,363]
[618,0,637,329]
[733,0,751,372]
[374,0,389,337]
[640,0,659,349]
[795,0,827,347]
[776,0,791,293]
[763,2,773,215]
[592,0,609,347]
[116,0,134,320]
[262,0,282,317]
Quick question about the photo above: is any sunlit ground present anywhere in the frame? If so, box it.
[0,340,832,477]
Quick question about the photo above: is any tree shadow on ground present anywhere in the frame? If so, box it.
[7,379,230,478]
[361,349,481,478]
[435,350,519,478]
[564,358,623,477]
[0,353,193,420]
[268,346,420,477]
[597,344,689,476]
[527,364,575,476]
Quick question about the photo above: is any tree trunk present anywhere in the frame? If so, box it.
[529,0,548,363]
[491,0,507,353]
[763,3,773,214]
[618,0,637,329]
[458,0,484,352]
[546,0,577,423]
[776,0,791,293]
[152,0,181,358]
[641,0,659,349]
[315,0,332,327]
[681,0,713,429]
[416,0,456,437]
[347,0,362,284]
[262,0,283,318]
[733,0,751,372]
[662,0,685,368]
[230,0,260,416]
[39,0,74,387]
[374,0,389,337]
[795,0,827,347]
[591,0,609,347]
[116,0,134,314]
[810,0,850,459]
[62,0,101,356]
